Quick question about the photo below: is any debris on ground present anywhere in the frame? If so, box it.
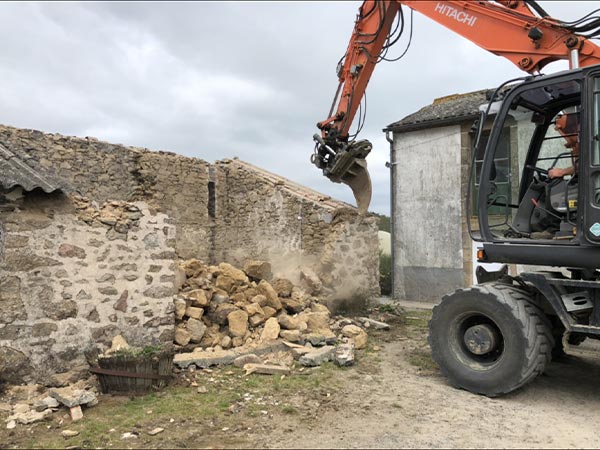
[243,364,291,376]
[0,258,392,431]
[2,377,99,428]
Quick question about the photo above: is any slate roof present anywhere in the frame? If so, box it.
[0,143,62,193]
[384,89,490,133]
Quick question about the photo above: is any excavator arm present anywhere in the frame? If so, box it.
[313,0,600,213]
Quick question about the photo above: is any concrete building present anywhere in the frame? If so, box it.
[385,86,569,302]
[384,90,490,302]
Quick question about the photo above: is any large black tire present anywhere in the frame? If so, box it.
[428,283,554,397]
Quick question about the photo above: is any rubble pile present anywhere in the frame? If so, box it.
[173,259,341,350]
[2,381,98,429]
[172,259,386,372]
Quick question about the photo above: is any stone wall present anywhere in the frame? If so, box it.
[0,125,212,261]
[391,125,465,302]
[213,160,380,305]
[0,188,175,385]
[0,124,380,383]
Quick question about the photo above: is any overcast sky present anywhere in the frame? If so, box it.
[0,1,595,214]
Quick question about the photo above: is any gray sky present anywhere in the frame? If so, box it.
[0,1,595,214]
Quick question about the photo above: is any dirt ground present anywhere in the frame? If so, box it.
[3,308,600,449]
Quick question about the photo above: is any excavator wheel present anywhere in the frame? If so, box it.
[428,283,553,397]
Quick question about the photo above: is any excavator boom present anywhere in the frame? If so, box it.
[313,0,600,213]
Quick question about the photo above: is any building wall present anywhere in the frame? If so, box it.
[0,188,175,385]
[213,160,380,302]
[0,125,212,262]
[392,125,464,301]
[0,124,381,383]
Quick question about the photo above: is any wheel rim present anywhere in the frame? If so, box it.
[452,313,505,367]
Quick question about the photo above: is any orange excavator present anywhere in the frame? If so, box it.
[313,1,600,396]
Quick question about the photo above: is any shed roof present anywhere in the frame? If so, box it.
[384,89,490,134]
[0,143,62,193]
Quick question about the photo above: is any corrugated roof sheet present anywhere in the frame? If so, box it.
[0,143,62,193]
[384,89,490,133]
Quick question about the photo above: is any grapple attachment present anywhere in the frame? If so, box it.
[312,136,373,214]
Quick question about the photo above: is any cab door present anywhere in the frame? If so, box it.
[584,72,600,245]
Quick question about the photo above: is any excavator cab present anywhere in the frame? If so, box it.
[427,67,600,397]
[472,68,600,265]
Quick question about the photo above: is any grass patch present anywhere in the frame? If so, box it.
[17,364,344,449]
[407,348,438,372]
[281,405,299,415]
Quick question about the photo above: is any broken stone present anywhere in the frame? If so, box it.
[263,306,277,319]
[6,420,16,429]
[310,302,330,314]
[272,278,294,298]
[279,329,303,343]
[211,303,239,326]
[249,313,266,328]
[334,343,355,366]
[299,345,336,367]
[215,275,236,293]
[61,430,80,438]
[290,346,313,360]
[174,327,191,346]
[13,404,29,415]
[218,263,249,284]
[243,363,290,376]
[243,260,272,281]
[300,267,322,295]
[33,396,60,412]
[174,341,286,369]
[175,348,236,369]
[185,306,204,320]
[105,335,129,355]
[43,396,60,409]
[260,317,280,342]
[121,432,139,440]
[148,427,164,436]
[233,354,261,368]
[227,310,249,338]
[174,298,187,320]
[49,388,97,408]
[243,302,264,317]
[186,318,207,343]
[257,280,282,310]
[305,333,335,347]
[70,405,83,421]
[180,259,205,278]
[220,335,232,349]
[211,291,230,305]
[8,409,52,425]
[359,317,390,330]
[231,292,246,304]
[281,297,306,314]
[342,325,368,350]
[184,289,209,307]
[278,314,303,330]
[251,294,268,307]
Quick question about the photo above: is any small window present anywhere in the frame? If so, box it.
[472,128,511,216]
[208,181,216,219]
